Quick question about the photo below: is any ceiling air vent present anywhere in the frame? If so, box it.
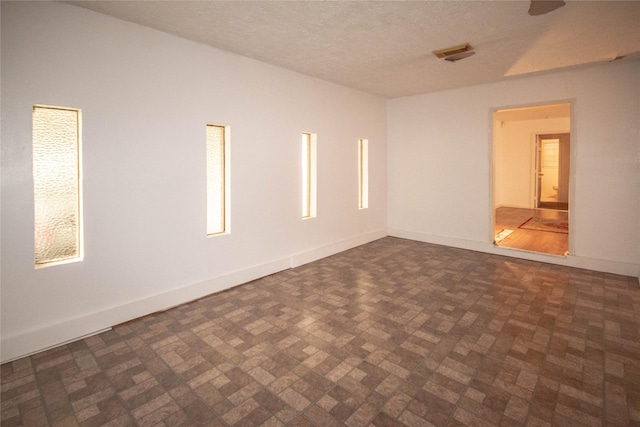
[433,43,475,62]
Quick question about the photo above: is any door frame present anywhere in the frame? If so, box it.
[490,100,576,256]
[533,133,570,210]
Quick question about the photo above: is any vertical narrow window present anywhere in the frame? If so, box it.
[301,132,317,218]
[206,124,229,235]
[358,138,369,209]
[32,105,82,267]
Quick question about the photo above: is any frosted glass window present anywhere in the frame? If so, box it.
[358,139,369,209]
[32,105,82,267]
[302,133,317,219]
[206,124,228,235]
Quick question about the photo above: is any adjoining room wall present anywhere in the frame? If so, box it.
[388,61,640,276]
[0,2,387,362]
[495,117,570,209]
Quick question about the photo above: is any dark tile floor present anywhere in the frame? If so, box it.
[2,237,640,426]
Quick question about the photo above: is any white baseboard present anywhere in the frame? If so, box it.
[1,230,387,363]
[5,227,632,362]
[0,257,292,363]
[388,228,639,278]
[291,229,387,267]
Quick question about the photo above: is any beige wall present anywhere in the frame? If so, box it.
[494,117,570,209]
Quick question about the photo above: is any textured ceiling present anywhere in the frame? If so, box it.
[68,1,640,98]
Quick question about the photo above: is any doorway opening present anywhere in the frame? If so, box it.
[492,103,571,256]
[535,133,570,210]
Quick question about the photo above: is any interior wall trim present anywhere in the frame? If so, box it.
[0,230,387,363]
[388,228,639,279]
[291,229,387,268]
[0,257,289,363]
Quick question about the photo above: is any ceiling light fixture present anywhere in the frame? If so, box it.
[433,43,475,62]
[528,0,565,16]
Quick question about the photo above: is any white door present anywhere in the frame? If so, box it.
[538,138,559,203]
[535,133,570,209]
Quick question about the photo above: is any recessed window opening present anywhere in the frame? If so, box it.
[358,138,369,209]
[302,132,317,219]
[32,105,83,268]
[206,124,230,236]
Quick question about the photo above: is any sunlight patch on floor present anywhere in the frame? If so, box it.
[495,229,513,243]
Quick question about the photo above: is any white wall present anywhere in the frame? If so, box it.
[495,117,570,208]
[0,2,387,362]
[388,61,640,276]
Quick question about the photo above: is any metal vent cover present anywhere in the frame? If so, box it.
[432,43,474,59]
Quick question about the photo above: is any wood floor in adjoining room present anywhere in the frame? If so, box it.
[495,207,569,256]
[2,237,639,426]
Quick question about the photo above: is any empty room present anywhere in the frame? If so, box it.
[1,1,639,426]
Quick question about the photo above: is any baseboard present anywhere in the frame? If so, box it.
[388,228,639,278]
[5,227,630,362]
[290,229,387,267]
[1,230,387,363]
[388,228,491,253]
[0,257,292,363]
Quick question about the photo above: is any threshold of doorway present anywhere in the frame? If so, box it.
[493,242,569,258]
